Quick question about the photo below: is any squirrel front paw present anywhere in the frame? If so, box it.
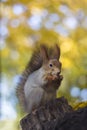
[46,74,63,83]
[46,75,56,81]
[58,74,63,81]
[44,74,63,89]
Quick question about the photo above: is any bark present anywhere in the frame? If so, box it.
[55,106,87,130]
[20,97,73,130]
[20,97,87,130]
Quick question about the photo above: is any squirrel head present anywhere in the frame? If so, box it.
[40,44,62,81]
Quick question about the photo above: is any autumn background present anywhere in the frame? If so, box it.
[0,0,87,130]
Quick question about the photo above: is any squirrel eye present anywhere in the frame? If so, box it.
[49,64,53,67]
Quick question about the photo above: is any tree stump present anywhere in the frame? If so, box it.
[20,97,73,130]
[55,106,87,130]
[20,97,87,130]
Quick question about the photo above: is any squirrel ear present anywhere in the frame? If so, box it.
[50,44,60,60]
[40,45,49,63]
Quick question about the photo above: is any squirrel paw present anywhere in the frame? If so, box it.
[46,74,63,82]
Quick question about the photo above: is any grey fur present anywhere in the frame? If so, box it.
[16,44,63,113]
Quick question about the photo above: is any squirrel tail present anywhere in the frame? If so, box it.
[16,44,44,111]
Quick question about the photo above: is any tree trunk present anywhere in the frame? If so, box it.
[20,97,73,130]
[20,97,87,130]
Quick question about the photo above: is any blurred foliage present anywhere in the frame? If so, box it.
[0,119,20,130]
[0,0,87,126]
[74,101,87,110]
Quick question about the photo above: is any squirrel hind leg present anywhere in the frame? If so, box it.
[25,103,33,114]
[24,87,44,113]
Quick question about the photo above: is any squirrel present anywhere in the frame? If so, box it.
[16,44,63,113]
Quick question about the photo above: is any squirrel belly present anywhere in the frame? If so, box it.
[24,67,47,113]
[24,67,57,113]
[24,67,47,92]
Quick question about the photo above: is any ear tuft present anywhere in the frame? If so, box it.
[55,44,60,59]
[40,44,49,63]
[50,44,60,60]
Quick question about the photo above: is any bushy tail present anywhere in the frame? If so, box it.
[16,45,43,111]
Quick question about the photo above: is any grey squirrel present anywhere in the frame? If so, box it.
[16,44,63,113]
